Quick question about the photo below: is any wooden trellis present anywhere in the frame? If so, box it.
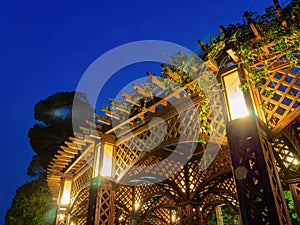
[47,2,300,224]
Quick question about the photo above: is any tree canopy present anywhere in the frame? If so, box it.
[27,91,94,176]
[5,175,56,225]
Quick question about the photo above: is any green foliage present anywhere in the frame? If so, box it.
[284,190,299,224]
[207,205,240,225]
[5,175,56,225]
[28,91,94,176]
[205,0,300,92]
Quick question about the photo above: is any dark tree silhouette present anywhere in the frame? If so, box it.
[27,91,94,176]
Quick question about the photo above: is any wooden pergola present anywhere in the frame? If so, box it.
[48,1,300,224]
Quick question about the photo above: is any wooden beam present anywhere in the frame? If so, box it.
[244,11,261,39]
[270,106,300,140]
[69,137,86,146]
[94,114,111,125]
[198,39,209,54]
[273,0,287,26]
[147,72,167,90]
[226,49,240,62]
[64,141,82,150]
[64,143,94,175]
[61,146,79,154]
[121,92,141,106]
[132,83,153,98]
[56,150,75,158]
[219,25,227,37]
[161,64,180,81]
[205,58,219,72]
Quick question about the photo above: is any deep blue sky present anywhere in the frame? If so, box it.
[0,0,283,223]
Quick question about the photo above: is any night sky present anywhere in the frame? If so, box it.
[0,0,282,223]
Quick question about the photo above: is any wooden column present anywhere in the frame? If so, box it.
[227,116,292,225]
[87,177,115,225]
[215,205,223,225]
[272,0,287,26]
[179,204,203,225]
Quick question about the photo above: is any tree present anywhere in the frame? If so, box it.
[5,175,56,225]
[27,91,94,176]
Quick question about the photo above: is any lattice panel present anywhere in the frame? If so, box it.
[200,193,225,219]
[97,188,114,225]
[114,143,141,180]
[70,165,92,204]
[147,207,170,224]
[260,65,300,129]
[69,186,90,225]
[260,131,291,225]
[179,205,202,225]
[114,95,226,182]
[115,186,134,213]
[272,136,300,178]
[143,218,165,225]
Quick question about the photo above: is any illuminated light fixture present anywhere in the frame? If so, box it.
[134,201,140,211]
[93,145,101,178]
[221,69,249,121]
[58,214,65,221]
[171,213,176,223]
[100,143,114,177]
[93,142,114,178]
[60,180,72,206]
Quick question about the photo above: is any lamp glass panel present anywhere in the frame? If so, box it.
[93,145,101,178]
[60,180,72,205]
[100,144,113,177]
[223,71,249,120]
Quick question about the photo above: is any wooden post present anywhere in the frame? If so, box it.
[226,117,292,225]
[179,204,202,225]
[197,40,208,54]
[244,11,261,39]
[272,0,287,26]
[87,177,115,225]
[219,25,227,37]
[215,205,223,225]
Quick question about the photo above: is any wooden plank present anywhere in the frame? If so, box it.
[65,141,82,150]
[121,92,141,106]
[69,137,86,146]
[226,49,239,62]
[105,74,207,135]
[61,146,79,155]
[270,106,300,139]
[56,151,75,158]
[245,11,261,39]
[147,72,167,90]
[63,143,94,175]
[94,114,111,125]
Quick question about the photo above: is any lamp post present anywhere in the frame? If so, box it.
[87,137,115,225]
[220,66,291,225]
[56,177,72,225]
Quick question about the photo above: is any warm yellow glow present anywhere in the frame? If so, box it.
[119,214,125,221]
[287,156,294,163]
[223,71,249,120]
[58,214,65,221]
[60,180,72,205]
[171,210,178,222]
[134,201,140,211]
[93,145,101,178]
[100,143,113,177]
[171,214,176,222]
[294,159,300,165]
